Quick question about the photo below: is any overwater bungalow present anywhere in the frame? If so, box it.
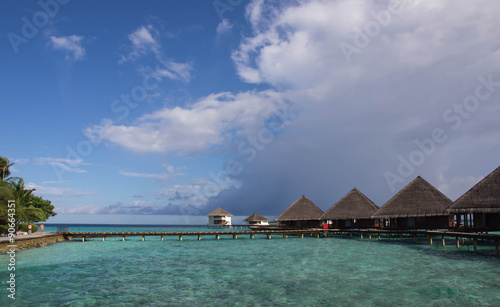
[275,195,324,228]
[372,176,452,230]
[243,213,270,226]
[446,166,500,230]
[206,208,233,227]
[322,187,379,229]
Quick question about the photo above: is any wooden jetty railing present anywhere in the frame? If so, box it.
[62,229,500,256]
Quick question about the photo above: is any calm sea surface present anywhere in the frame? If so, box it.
[1,224,500,306]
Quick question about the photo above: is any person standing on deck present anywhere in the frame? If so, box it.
[28,224,32,235]
[40,224,44,233]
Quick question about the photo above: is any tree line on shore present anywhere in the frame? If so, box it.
[0,156,56,234]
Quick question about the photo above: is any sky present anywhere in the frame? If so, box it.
[1,0,500,225]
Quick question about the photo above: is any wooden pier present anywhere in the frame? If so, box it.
[62,229,500,256]
[63,229,325,242]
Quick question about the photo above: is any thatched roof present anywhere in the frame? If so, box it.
[275,195,324,221]
[243,213,270,222]
[372,176,451,218]
[206,208,233,217]
[322,188,379,220]
[446,166,500,214]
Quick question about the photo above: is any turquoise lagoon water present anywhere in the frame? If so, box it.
[1,225,500,306]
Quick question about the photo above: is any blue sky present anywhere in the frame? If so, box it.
[2,0,500,224]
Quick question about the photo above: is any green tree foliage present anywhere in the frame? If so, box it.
[29,195,57,220]
[0,183,14,225]
[0,155,56,227]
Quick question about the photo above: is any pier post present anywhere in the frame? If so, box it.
[122,236,125,241]
[161,236,163,241]
[179,235,182,241]
[473,238,477,251]
[216,235,220,240]
[267,234,271,240]
[233,234,237,239]
[316,233,320,238]
[82,237,85,242]
[198,235,201,241]
[250,234,254,239]
[442,236,445,247]
[350,232,353,238]
[103,237,105,242]
[142,236,145,241]
[283,234,287,239]
[413,234,417,242]
[429,235,433,246]
[456,237,460,248]
[495,241,499,256]
[300,234,304,238]
[378,233,380,240]
[400,233,403,241]
[369,234,371,240]
[360,233,363,239]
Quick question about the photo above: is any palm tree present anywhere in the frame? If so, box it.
[0,156,14,181]
[5,177,45,224]
[0,185,14,224]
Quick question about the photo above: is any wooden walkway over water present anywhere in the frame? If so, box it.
[63,229,500,256]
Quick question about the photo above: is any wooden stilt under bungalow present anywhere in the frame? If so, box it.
[275,195,324,228]
[322,188,379,229]
[372,176,452,230]
[446,166,500,231]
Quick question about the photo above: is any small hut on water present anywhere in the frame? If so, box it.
[243,213,270,226]
[446,166,500,230]
[206,208,233,227]
[322,188,379,229]
[372,176,452,229]
[275,195,324,228]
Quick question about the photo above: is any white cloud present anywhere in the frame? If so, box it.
[233,0,500,88]
[49,35,85,61]
[158,185,200,198]
[119,25,193,82]
[35,157,89,174]
[13,158,29,165]
[216,18,233,35]
[85,90,286,154]
[59,204,101,214]
[118,170,164,179]
[157,184,208,209]
[129,25,159,52]
[26,183,97,197]
[155,60,193,83]
[118,165,184,181]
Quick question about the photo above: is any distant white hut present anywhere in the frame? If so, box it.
[206,208,233,227]
[243,213,270,226]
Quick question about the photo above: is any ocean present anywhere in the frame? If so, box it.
[1,224,500,306]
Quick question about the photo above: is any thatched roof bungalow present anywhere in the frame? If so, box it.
[275,195,324,228]
[206,208,233,227]
[243,213,270,226]
[372,176,452,229]
[446,166,500,230]
[322,188,379,229]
